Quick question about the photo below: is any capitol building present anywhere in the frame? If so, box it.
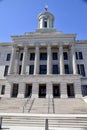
[0,10,87,130]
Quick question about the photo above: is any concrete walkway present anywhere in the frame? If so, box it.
[1,126,87,130]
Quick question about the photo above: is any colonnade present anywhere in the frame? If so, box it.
[8,44,78,75]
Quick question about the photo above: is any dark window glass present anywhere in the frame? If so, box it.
[75,52,78,60]
[82,85,87,96]
[77,64,85,77]
[77,64,80,74]
[20,53,23,61]
[40,53,47,60]
[64,64,69,74]
[80,64,85,76]
[29,65,34,74]
[1,85,5,95]
[52,53,58,60]
[30,53,35,61]
[52,65,58,74]
[4,65,9,76]
[79,52,83,59]
[6,53,11,61]
[39,65,47,74]
[63,52,68,60]
[44,18,47,28]
[19,65,22,74]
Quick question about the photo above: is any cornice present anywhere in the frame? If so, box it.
[11,32,76,41]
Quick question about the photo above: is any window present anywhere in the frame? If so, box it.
[75,52,83,60]
[6,53,11,61]
[39,65,47,74]
[40,53,47,60]
[20,53,23,61]
[82,85,87,96]
[4,65,9,76]
[44,18,47,28]
[77,64,85,76]
[1,85,5,95]
[30,53,35,61]
[52,53,58,60]
[63,52,68,60]
[29,65,34,74]
[52,65,59,74]
[19,65,22,74]
[64,64,69,74]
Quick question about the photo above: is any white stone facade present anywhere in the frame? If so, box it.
[0,11,87,99]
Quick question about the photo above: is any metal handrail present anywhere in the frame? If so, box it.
[22,95,31,113]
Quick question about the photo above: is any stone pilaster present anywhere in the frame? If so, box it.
[74,82,82,98]
[32,83,38,98]
[71,45,78,75]
[21,46,28,75]
[46,83,53,98]
[34,46,39,75]
[47,45,52,75]
[60,82,68,98]
[0,84,2,95]
[59,45,64,75]
[18,82,25,98]
[8,45,16,74]
[5,82,12,98]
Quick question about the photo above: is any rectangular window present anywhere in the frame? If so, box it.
[63,52,68,60]
[79,52,83,59]
[40,53,47,60]
[6,53,11,61]
[77,64,85,76]
[52,53,58,60]
[29,65,34,74]
[39,65,47,74]
[4,65,9,76]
[52,65,59,74]
[82,85,87,96]
[1,85,5,95]
[30,53,35,61]
[20,53,23,61]
[76,52,83,60]
[64,64,69,74]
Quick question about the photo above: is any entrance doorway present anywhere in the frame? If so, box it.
[39,84,46,98]
[67,84,75,98]
[12,84,19,98]
[82,85,87,97]
[25,84,32,98]
[53,84,60,98]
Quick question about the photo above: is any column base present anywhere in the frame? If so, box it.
[61,95,68,98]
[46,95,53,98]
[32,94,38,98]
[17,94,25,98]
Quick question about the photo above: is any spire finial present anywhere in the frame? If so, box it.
[45,5,48,11]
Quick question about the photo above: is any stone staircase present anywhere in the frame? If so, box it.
[1,114,87,128]
[0,98,26,113]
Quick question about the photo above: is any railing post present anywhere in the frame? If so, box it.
[45,119,48,130]
[0,117,2,129]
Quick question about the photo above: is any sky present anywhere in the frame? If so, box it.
[0,0,87,42]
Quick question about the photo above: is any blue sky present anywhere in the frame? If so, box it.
[0,0,87,42]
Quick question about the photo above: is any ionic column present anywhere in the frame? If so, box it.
[59,45,64,74]
[34,46,39,75]
[47,45,52,75]
[8,45,16,74]
[14,51,19,74]
[21,46,28,75]
[71,45,78,75]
